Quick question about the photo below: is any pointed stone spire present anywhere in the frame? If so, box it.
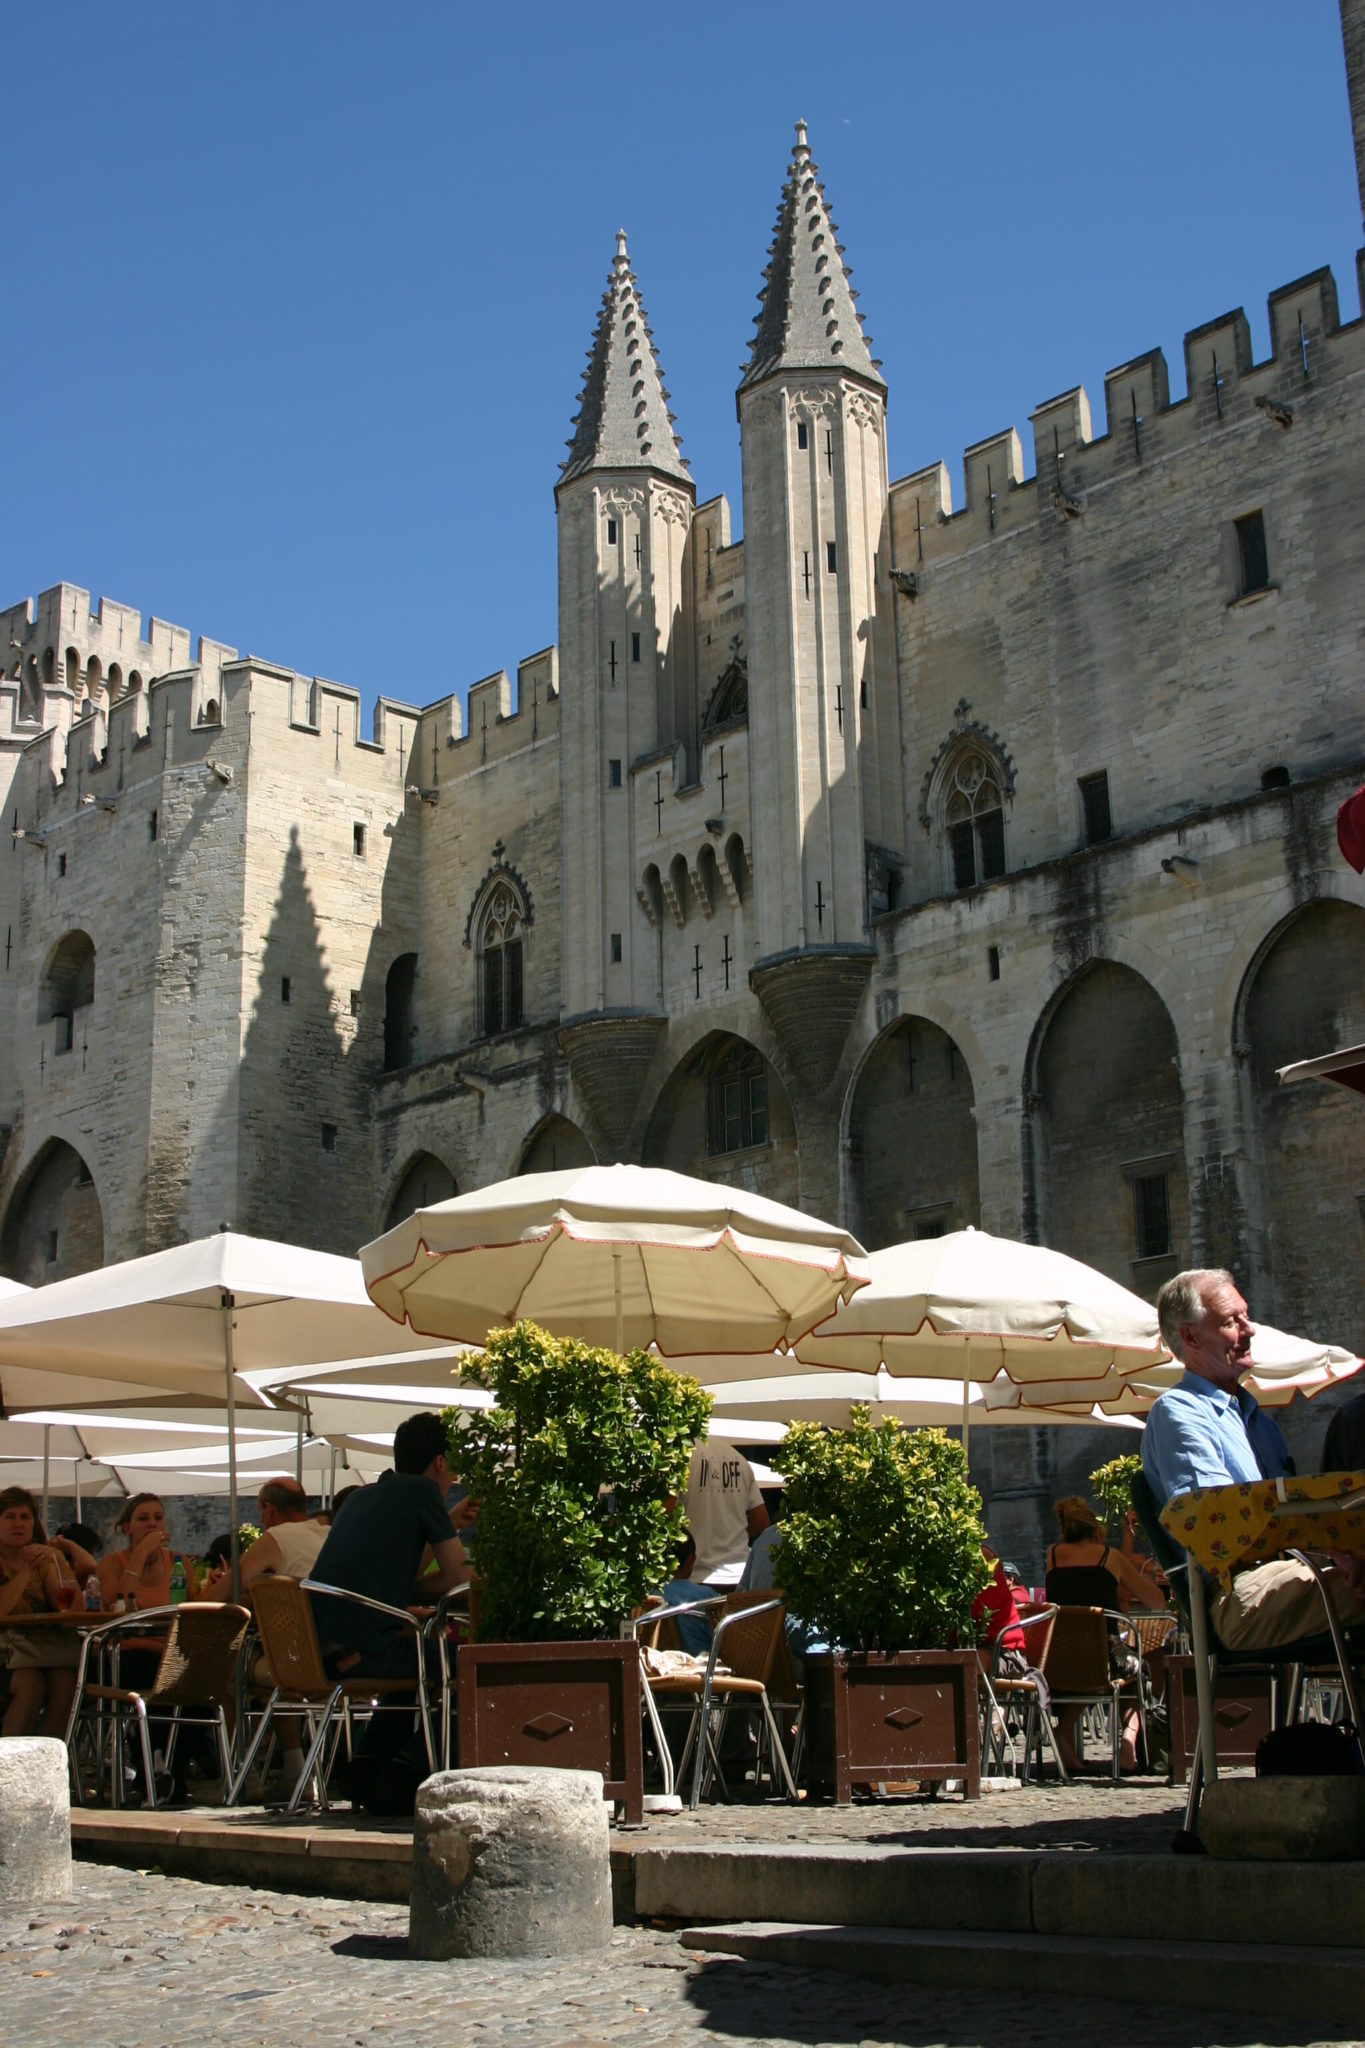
[740,121,884,395]
[559,230,691,488]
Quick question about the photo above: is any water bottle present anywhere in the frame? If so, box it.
[168,1558,188,1606]
[83,1575,101,1613]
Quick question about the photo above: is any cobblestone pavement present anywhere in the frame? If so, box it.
[2,1866,1352,2048]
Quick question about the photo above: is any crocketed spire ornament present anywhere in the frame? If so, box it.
[740,120,884,395]
[559,230,691,487]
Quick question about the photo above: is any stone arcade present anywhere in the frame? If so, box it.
[3,10,1365,1563]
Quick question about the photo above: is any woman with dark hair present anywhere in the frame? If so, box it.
[1045,1495,1163,1772]
[0,1486,80,1738]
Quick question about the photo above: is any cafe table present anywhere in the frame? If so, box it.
[1159,1471,1365,1789]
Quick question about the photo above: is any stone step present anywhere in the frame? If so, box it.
[680,1922,1365,2033]
[629,1841,1365,1950]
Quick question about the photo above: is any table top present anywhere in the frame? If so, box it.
[1161,1470,1365,1580]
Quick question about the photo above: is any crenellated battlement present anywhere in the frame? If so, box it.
[890,257,1365,568]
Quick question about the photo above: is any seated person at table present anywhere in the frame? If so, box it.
[96,1493,201,1612]
[206,1477,330,1594]
[308,1413,473,1808]
[739,1518,826,1672]
[0,1486,80,1739]
[651,1534,713,1656]
[1143,1269,1365,1650]
[973,1544,1026,1654]
[682,1438,768,1588]
[1046,1497,1163,1773]
[54,1522,102,1579]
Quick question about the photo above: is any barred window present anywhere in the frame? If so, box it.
[707,1045,768,1156]
[944,752,1006,890]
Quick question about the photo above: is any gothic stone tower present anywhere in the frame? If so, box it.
[556,232,696,1149]
[738,123,895,1102]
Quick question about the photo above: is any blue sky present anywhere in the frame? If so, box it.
[3,2,1359,723]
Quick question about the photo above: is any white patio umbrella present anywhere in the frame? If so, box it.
[360,1163,868,1356]
[699,1366,1142,1434]
[790,1229,1168,1445]
[0,1232,452,1592]
[1004,1320,1363,1417]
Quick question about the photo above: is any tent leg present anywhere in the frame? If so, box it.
[223,1291,240,1602]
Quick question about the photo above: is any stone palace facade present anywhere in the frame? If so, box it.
[3,7,1364,1561]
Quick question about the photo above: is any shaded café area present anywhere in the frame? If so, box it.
[1,1163,1363,1858]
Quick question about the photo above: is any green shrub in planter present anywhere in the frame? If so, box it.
[1090,1454,1141,1535]
[774,1409,990,1653]
[443,1320,711,1643]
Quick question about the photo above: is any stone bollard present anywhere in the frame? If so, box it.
[0,1739,73,1903]
[410,1766,612,1960]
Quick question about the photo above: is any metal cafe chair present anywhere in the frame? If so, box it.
[628,1592,726,1800]
[228,1577,439,1812]
[980,1602,1066,1782]
[643,1594,800,1809]
[67,1602,251,1809]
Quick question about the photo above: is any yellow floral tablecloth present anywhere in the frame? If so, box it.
[1160,1471,1365,1585]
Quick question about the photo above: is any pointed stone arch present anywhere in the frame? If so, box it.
[382,1151,457,1232]
[0,1137,103,1284]
[1030,960,1188,1296]
[700,651,748,734]
[516,1115,595,1177]
[845,1015,981,1250]
[641,1030,799,1206]
[465,860,533,1038]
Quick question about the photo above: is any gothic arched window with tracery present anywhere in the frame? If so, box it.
[478,881,525,1036]
[944,750,1006,891]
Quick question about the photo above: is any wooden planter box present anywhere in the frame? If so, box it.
[803,1649,981,1804]
[456,1638,644,1824]
[1165,1652,1273,1785]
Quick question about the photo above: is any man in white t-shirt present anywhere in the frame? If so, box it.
[683,1438,768,1586]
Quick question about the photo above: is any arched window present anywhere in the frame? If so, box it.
[707,1042,768,1156]
[477,882,524,1036]
[383,953,417,1072]
[107,663,123,697]
[39,931,96,1053]
[65,647,81,692]
[943,750,1006,890]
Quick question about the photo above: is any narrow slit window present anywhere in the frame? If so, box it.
[1236,510,1269,595]
[320,1122,337,1153]
[353,822,366,857]
[631,632,640,663]
[58,852,67,877]
[796,421,808,450]
[607,517,617,546]
[610,932,622,963]
[826,540,837,574]
[281,976,291,1005]
[149,809,158,842]
[349,990,361,1016]
[608,759,622,788]
[988,945,1000,981]
[1079,771,1112,845]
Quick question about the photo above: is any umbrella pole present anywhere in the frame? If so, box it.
[222,1292,240,1602]
[961,1367,970,1457]
[295,1405,304,1486]
[74,1459,81,1517]
[613,1246,624,1357]
[42,1424,51,1532]
[328,1445,337,1508]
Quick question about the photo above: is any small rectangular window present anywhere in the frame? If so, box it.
[1079,771,1112,846]
[608,759,622,788]
[47,1229,58,1264]
[797,421,808,450]
[607,517,617,546]
[988,945,1000,982]
[631,632,640,663]
[320,1122,337,1153]
[353,822,366,857]
[826,540,837,574]
[349,990,361,1016]
[1236,510,1269,595]
[58,852,67,877]
[913,1216,947,1241]
[1133,1173,1172,1260]
[610,932,622,963]
[281,976,291,1005]
[149,809,158,842]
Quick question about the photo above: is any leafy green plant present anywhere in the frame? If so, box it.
[773,1410,990,1654]
[444,1320,711,1642]
[237,1521,262,1552]
[1089,1454,1141,1533]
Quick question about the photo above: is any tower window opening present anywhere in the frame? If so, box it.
[57,853,67,878]
[797,421,808,450]
[280,976,291,1005]
[631,632,640,663]
[608,759,622,788]
[320,1122,337,1153]
[353,822,366,857]
[1235,510,1269,595]
[945,752,1006,891]
[349,989,361,1016]
[48,1229,58,1265]
[1079,770,1112,846]
[826,429,833,475]
[988,945,1001,981]
[826,541,837,574]
[610,932,622,963]
[1261,764,1291,791]
[478,881,525,1036]
[607,517,618,546]
[149,809,158,842]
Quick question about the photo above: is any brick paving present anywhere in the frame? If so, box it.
[1,1856,1351,2048]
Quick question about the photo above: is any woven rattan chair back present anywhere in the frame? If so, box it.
[718,1590,784,1688]
[1043,1605,1111,1693]
[250,1577,333,1696]
[145,1603,250,1709]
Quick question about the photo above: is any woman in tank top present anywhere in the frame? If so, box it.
[1045,1496,1164,1772]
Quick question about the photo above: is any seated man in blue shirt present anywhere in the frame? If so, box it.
[1143,1269,1365,1651]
